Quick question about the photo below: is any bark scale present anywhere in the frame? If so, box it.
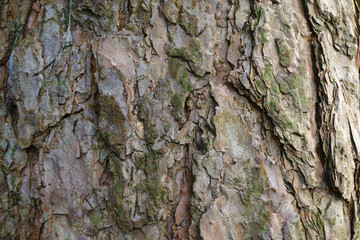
[0,0,359,239]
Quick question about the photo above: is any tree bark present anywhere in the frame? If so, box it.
[1,0,360,239]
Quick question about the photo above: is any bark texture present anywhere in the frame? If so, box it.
[1,0,360,239]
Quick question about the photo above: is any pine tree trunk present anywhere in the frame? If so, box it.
[1,0,360,239]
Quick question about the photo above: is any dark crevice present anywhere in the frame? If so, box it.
[349,119,360,239]
[7,99,19,139]
[126,0,132,24]
[194,126,207,154]
[350,198,356,240]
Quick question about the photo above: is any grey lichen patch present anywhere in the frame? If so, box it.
[275,38,292,68]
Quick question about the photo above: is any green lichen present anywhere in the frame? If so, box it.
[257,7,265,24]
[341,147,345,155]
[275,38,292,68]
[171,93,184,120]
[262,63,274,84]
[10,20,22,48]
[258,28,267,44]
[190,48,202,61]
[59,78,66,86]
[109,156,124,202]
[144,127,158,145]
[144,149,160,174]
[137,98,153,122]
[317,215,324,230]
[135,149,161,174]
[268,101,279,114]
[170,58,194,92]
[285,68,310,111]
[286,73,300,90]
[254,77,266,94]
[2,165,10,173]
[233,177,242,186]
[285,119,294,130]
[167,44,182,57]
[136,149,167,208]
[262,63,281,98]
[252,6,264,30]
[190,205,204,222]
[171,94,183,121]
[109,155,135,230]
[283,21,291,29]
[171,94,183,110]
[241,164,271,238]
[11,145,17,156]
[91,144,99,151]
[90,211,102,228]
[126,24,135,31]
[146,179,166,206]
[116,205,125,215]
[11,175,15,185]
[179,72,193,92]
[180,40,203,63]
[164,124,170,132]
[170,58,182,76]
[234,0,240,13]
[179,10,192,35]
[100,132,108,140]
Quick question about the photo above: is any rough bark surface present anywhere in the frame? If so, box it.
[1,0,360,239]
